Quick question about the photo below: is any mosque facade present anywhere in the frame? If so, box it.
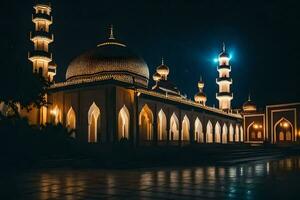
[3,2,299,146]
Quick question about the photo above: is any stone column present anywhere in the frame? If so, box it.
[166,108,170,145]
[153,104,158,146]
[179,111,182,147]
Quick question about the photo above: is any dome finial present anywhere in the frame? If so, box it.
[200,75,202,82]
[223,42,226,52]
[248,93,251,101]
[161,57,164,65]
[109,24,115,40]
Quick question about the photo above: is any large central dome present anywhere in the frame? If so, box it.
[66,29,149,87]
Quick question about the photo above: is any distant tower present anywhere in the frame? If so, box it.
[28,2,56,82]
[194,76,207,106]
[216,43,233,110]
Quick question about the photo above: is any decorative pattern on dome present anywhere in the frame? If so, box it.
[66,26,149,87]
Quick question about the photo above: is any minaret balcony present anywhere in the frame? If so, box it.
[32,13,52,23]
[218,65,231,71]
[28,51,52,62]
[30,31,53,42]
[216,77,232,84]
[216,92,233,98]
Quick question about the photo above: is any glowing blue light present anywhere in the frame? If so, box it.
[213,58,218,63]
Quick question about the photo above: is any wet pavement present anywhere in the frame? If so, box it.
[2,157,300,200]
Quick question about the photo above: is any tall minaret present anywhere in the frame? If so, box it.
[216,43,233,110]
[28,2,56,82]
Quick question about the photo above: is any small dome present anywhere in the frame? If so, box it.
[198,80,204,89]
[66,37,149,87]
[152,72,161,82]
[194,92,207,104]
[243,100,257,112]
[156,64,169,77]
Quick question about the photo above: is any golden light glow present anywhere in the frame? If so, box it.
[50,108,58,117]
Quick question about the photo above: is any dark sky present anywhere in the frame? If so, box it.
[2,0,300,109]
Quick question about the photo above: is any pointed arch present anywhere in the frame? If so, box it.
[222,124,228,144]
[274,117,293,143]
[88,102,100,143]
[170,113,179,141]
[182,115,190,141]
[206,120,213,143]
[235,125,240,142]
[66,107,76,137]
[215,122,221,143]
[157,109,167,140]
[195,117,203,143]
[118,105,130,140]
[51,105,62,124]
[139,104,154,141]
[229,124,234,142]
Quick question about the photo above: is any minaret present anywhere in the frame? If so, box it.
[28,2,56,82]
[194,76,207,106]
[216,43,233,110]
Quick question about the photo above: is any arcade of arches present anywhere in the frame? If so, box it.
[53,103,244,145]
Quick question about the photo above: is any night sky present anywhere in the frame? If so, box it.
[2,0,300,109]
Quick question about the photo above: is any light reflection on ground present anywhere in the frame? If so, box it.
[3,157,300,199]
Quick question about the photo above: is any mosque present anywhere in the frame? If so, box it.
[5,2,300,146]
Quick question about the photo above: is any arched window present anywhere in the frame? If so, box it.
[139,104,153,141]
[170,113,179,141]
[118,105,130,140]
[195,117,203,143]
[157,109,167,140]
[66,107,76,138]
[240,126,244,142]
[222,124,228,144]
[235,125,240,142]
[88,102,100,143]
[274,118,293,143]
[229,124,234,142]
[206,120,213,143]
[215,122,221,143]
[182,115,190,141]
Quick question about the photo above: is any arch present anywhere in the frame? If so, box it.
[88,102,100,143]
[235,125,240,142]
[118,105,130,140]
[215,122,221,143]
[157,109,167,140]
[222,124,228,144]
[229,124,234,142]
[182,115,190,141]
[206,120,213,143]
[170,113,179,141]
[194,117,203,143]
[274,117,293,143]
[240,126,244,142]
[51,105,62,124]
[139,104,154,141]
[66,107,76,137]
[247,122,263,141]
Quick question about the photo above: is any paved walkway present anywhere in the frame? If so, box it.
[2,157,300,200]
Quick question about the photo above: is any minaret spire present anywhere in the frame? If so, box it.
[223,42,226,52]
[109,24,115,39]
